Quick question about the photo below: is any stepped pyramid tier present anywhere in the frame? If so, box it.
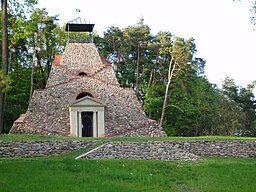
[10,43,166,137]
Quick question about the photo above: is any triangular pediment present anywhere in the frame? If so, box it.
[69,96,105,107]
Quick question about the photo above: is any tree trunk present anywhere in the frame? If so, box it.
[46,58,52,80]
[30,36,37,100]
[37,57,46,88]
[159,57,176,129]
[135,44,140,97]
[0,0,8,133]
[148,68,154,89]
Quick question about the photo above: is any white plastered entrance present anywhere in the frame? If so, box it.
[69,96,105,137]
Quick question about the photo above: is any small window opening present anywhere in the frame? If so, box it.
[78,72,87,76]
[76,92,93,100]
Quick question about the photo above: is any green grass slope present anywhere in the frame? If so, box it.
[0,147,256,192]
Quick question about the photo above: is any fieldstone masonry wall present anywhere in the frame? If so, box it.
[81,142,203,161]
[0,140,103,158]
[61,43,103,75]
[81,140,256,160]
[1,140,255,159]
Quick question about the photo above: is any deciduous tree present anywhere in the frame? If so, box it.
[0,0,8,133]
[0,0,37,133]
[159,37,195,128]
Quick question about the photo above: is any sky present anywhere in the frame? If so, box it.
[36,0,256,88]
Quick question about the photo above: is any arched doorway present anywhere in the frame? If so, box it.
[81,112,93,137]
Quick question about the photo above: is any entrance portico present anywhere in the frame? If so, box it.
[69,96,105,137]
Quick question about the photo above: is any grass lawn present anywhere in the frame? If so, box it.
[0,147,256,192]
[1,134,256,191]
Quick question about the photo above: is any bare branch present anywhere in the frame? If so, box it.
[167,104,185,113]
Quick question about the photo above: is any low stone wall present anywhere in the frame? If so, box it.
[80,140,256,160]
[80,142,203,161]
[0,140,255,159]
[0,140,103,158]
[183,140,256,158]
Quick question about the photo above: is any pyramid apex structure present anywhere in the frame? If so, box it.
[10,41,166,137]
[65,17,95,43]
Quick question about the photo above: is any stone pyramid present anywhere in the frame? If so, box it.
[10,43,166,137]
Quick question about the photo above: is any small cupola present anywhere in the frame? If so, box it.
[65,17,95,43]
